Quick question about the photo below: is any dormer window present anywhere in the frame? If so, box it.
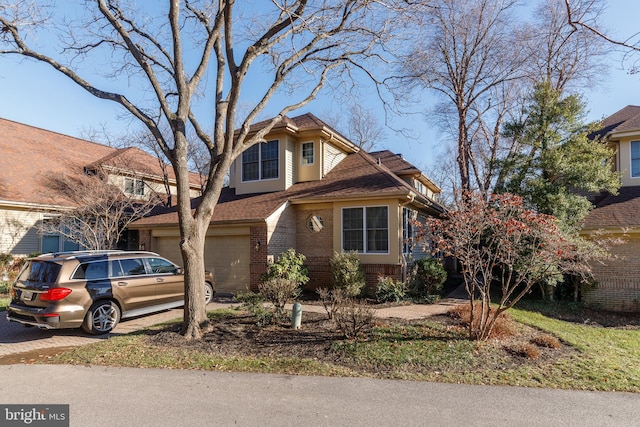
[125,178,145,196]
[632,141,640,178]
[242,140,279,181]
[301,142,314,165]
[414,179,425,195]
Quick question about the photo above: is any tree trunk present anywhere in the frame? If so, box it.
[179,218,208,340]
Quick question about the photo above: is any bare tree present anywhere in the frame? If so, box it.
[404,0,526,194]
[562,0,640,73]
[40,169,161,251]
[523,0,608,92]
[324,102,387,151]
[0,1,405,339]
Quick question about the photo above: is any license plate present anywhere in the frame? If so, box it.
[21,291,34,301]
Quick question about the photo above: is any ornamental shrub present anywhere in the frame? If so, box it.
[410,258,447,298]
[375,276,406,303]
[330,251,365,297]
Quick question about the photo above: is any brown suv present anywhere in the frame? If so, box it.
[7,250,215,334]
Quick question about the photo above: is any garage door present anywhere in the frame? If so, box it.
[155,236,250,294]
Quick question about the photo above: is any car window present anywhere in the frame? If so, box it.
[119,258,147,276]
[19,261,61,283]
[73,261,109,280]
[146,257,178,274]
[110,260,126,278]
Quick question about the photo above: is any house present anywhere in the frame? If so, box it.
[131,113,444,295]
[0,117,201,255]
[582,105,640,312]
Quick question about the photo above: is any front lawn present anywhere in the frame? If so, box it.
[46,304,640,392]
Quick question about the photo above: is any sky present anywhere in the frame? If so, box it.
[1,1,639,177]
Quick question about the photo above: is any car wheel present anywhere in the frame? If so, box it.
[82,300,121,335]
[204,282,214,305]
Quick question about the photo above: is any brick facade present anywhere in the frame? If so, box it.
[584,236,640,312]
[249,225,268,292]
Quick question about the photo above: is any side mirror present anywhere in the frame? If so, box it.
[175,267,184,275]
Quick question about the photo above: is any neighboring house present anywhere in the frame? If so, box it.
[582,105,640,312]
[132,113,444,295]
[0,117,201,255]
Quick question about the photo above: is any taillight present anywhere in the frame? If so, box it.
[40,288,72,301]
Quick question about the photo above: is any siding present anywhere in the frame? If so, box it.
[0,208,42,255]
[323,142,346,176]
[266,202,296,257]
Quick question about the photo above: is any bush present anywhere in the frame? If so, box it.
[449,303,517,339]
[375,276,406,303]
[334,299,375,339]
[530,334,562,349]
[317,287,346,320]
[235,291,273,326]
[410,258,447,298]
[330,251,365,297]
[261,248,309,286]
[258,277,301,321]
[505,343,541,359]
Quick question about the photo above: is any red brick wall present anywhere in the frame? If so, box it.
[138,229,152,251]
[584,236,640,312]
[249,225,268,292]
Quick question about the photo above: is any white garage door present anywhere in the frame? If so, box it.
[155,236,250,294]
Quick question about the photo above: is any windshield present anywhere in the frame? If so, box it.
[18,260,62,284]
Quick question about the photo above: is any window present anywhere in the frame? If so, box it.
[402,207,416,255]
[301,142,314,165]
[125,178,145,195]
[147,257,178,274]
[342,206,389,254]
[632,141,640,178]
[73,261,109,280]
[242,140,279,181]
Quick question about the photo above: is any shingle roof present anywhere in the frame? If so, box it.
[582,186,640,229]
[0,117,198,207]
[133,150,444,227]
[589,105,640,140]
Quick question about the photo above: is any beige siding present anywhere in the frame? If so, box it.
[0,208,42,255]
[286,137,295,188]
[323,142,347,176]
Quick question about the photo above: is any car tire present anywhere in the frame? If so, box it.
[82,300,121,335]
[204,282,215,305]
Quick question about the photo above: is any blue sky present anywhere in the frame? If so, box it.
[0,1,639,174]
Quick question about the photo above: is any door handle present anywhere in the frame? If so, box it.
[156,278,165,283]
[117,282,128,286]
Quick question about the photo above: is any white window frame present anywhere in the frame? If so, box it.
[125,177,145,196]
[241,140,280,182]
[341,206,389,254]
[301,142,314,165]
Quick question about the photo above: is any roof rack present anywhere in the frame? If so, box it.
[39,250,159,258]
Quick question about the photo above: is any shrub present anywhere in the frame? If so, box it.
[235,291,273,326]
[258,277,301,321]
[449,303,517,339]
[505,343,541,359]
[330,251,365,297]
[334,299,375,339]
[375,276,406,303]
[317,287,347,320]
[410,258,447,298]
[261,248,309,286]
[530,333,562,349]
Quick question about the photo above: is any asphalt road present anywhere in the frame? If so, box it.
[1,364,639,426]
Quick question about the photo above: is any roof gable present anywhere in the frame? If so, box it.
[590,105,640,140]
